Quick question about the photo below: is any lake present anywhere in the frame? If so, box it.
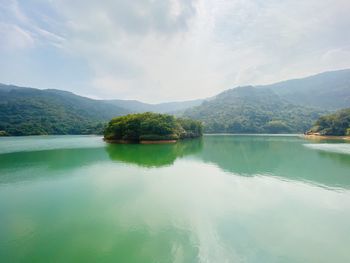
[0,135,350,262]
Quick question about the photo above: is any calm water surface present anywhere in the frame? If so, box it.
[0,135,350,262]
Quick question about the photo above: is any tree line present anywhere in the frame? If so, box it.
[104,112,202,141]
[308,108,350,136]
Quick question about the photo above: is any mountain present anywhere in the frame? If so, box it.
[183,86,327,133]
[0,84,128,135]
[1,69,350,136]
[258,69,350,109]
[106,99,203,114]
[0,84,202,136]
[183,69,350,133]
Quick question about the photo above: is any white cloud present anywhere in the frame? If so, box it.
[1,0,350,102]
[0,23,34,50]
[0,0,66,49]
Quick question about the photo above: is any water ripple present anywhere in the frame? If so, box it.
[0,135,104,154]
[303,143,350,155]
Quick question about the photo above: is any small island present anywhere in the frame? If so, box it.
[104,112,202,144]
[305,108,350,140]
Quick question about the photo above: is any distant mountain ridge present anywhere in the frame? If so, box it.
[1,68,349,135]
[184,86,327,133]
[0,84,204,114]
[257,68,350,109]
[0,84,128,135]
[0,84,203,135]
[106,98,204,114]
[183,69,350,133]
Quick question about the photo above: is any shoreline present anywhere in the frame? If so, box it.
[104,138,178,144]
[303,134,350,141]
[140,140,177,144]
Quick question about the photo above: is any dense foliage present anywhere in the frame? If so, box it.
[108,99,203,113]
[106,139,202,167]
[104,112,202,141]
[308,108,350,136]
[0,85,127,136]
[184,87,327,134]
[261,68,350,110]
[0,84,201,136]
[1,68,349,136]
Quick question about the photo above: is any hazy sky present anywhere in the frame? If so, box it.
[1,0,350,102]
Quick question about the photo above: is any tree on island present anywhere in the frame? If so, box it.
[307,108,350,136]
[104,112,203,142]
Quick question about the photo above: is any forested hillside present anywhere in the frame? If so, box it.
[104,112,202,142]
[308,108,350,136]
[184,86,327,133]
[0,85,128,135]
[183,69,350,133]
[258,69,350,109]
[0,84,205,136]
[107,99,203,113]
[1,69,349,136]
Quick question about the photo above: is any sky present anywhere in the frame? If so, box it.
[0,0,350,103]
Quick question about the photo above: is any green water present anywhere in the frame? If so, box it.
[0,135,350,263]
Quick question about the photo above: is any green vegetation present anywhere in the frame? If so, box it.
[262,68,350,110]
[0,84,201,136]
[308,108,350,136]
[184,86,327,134]
[104,112,202,142]
[106,139,202,167]
[0,85,127,136]
[108,98,203,113]
[0,130,8,136]
[1,69,349,136]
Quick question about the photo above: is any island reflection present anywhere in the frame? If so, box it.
[1,135,349,189]
[195,135,350,189]
[106,139,203,167]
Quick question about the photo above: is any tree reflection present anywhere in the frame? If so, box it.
[106,139,203,167]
